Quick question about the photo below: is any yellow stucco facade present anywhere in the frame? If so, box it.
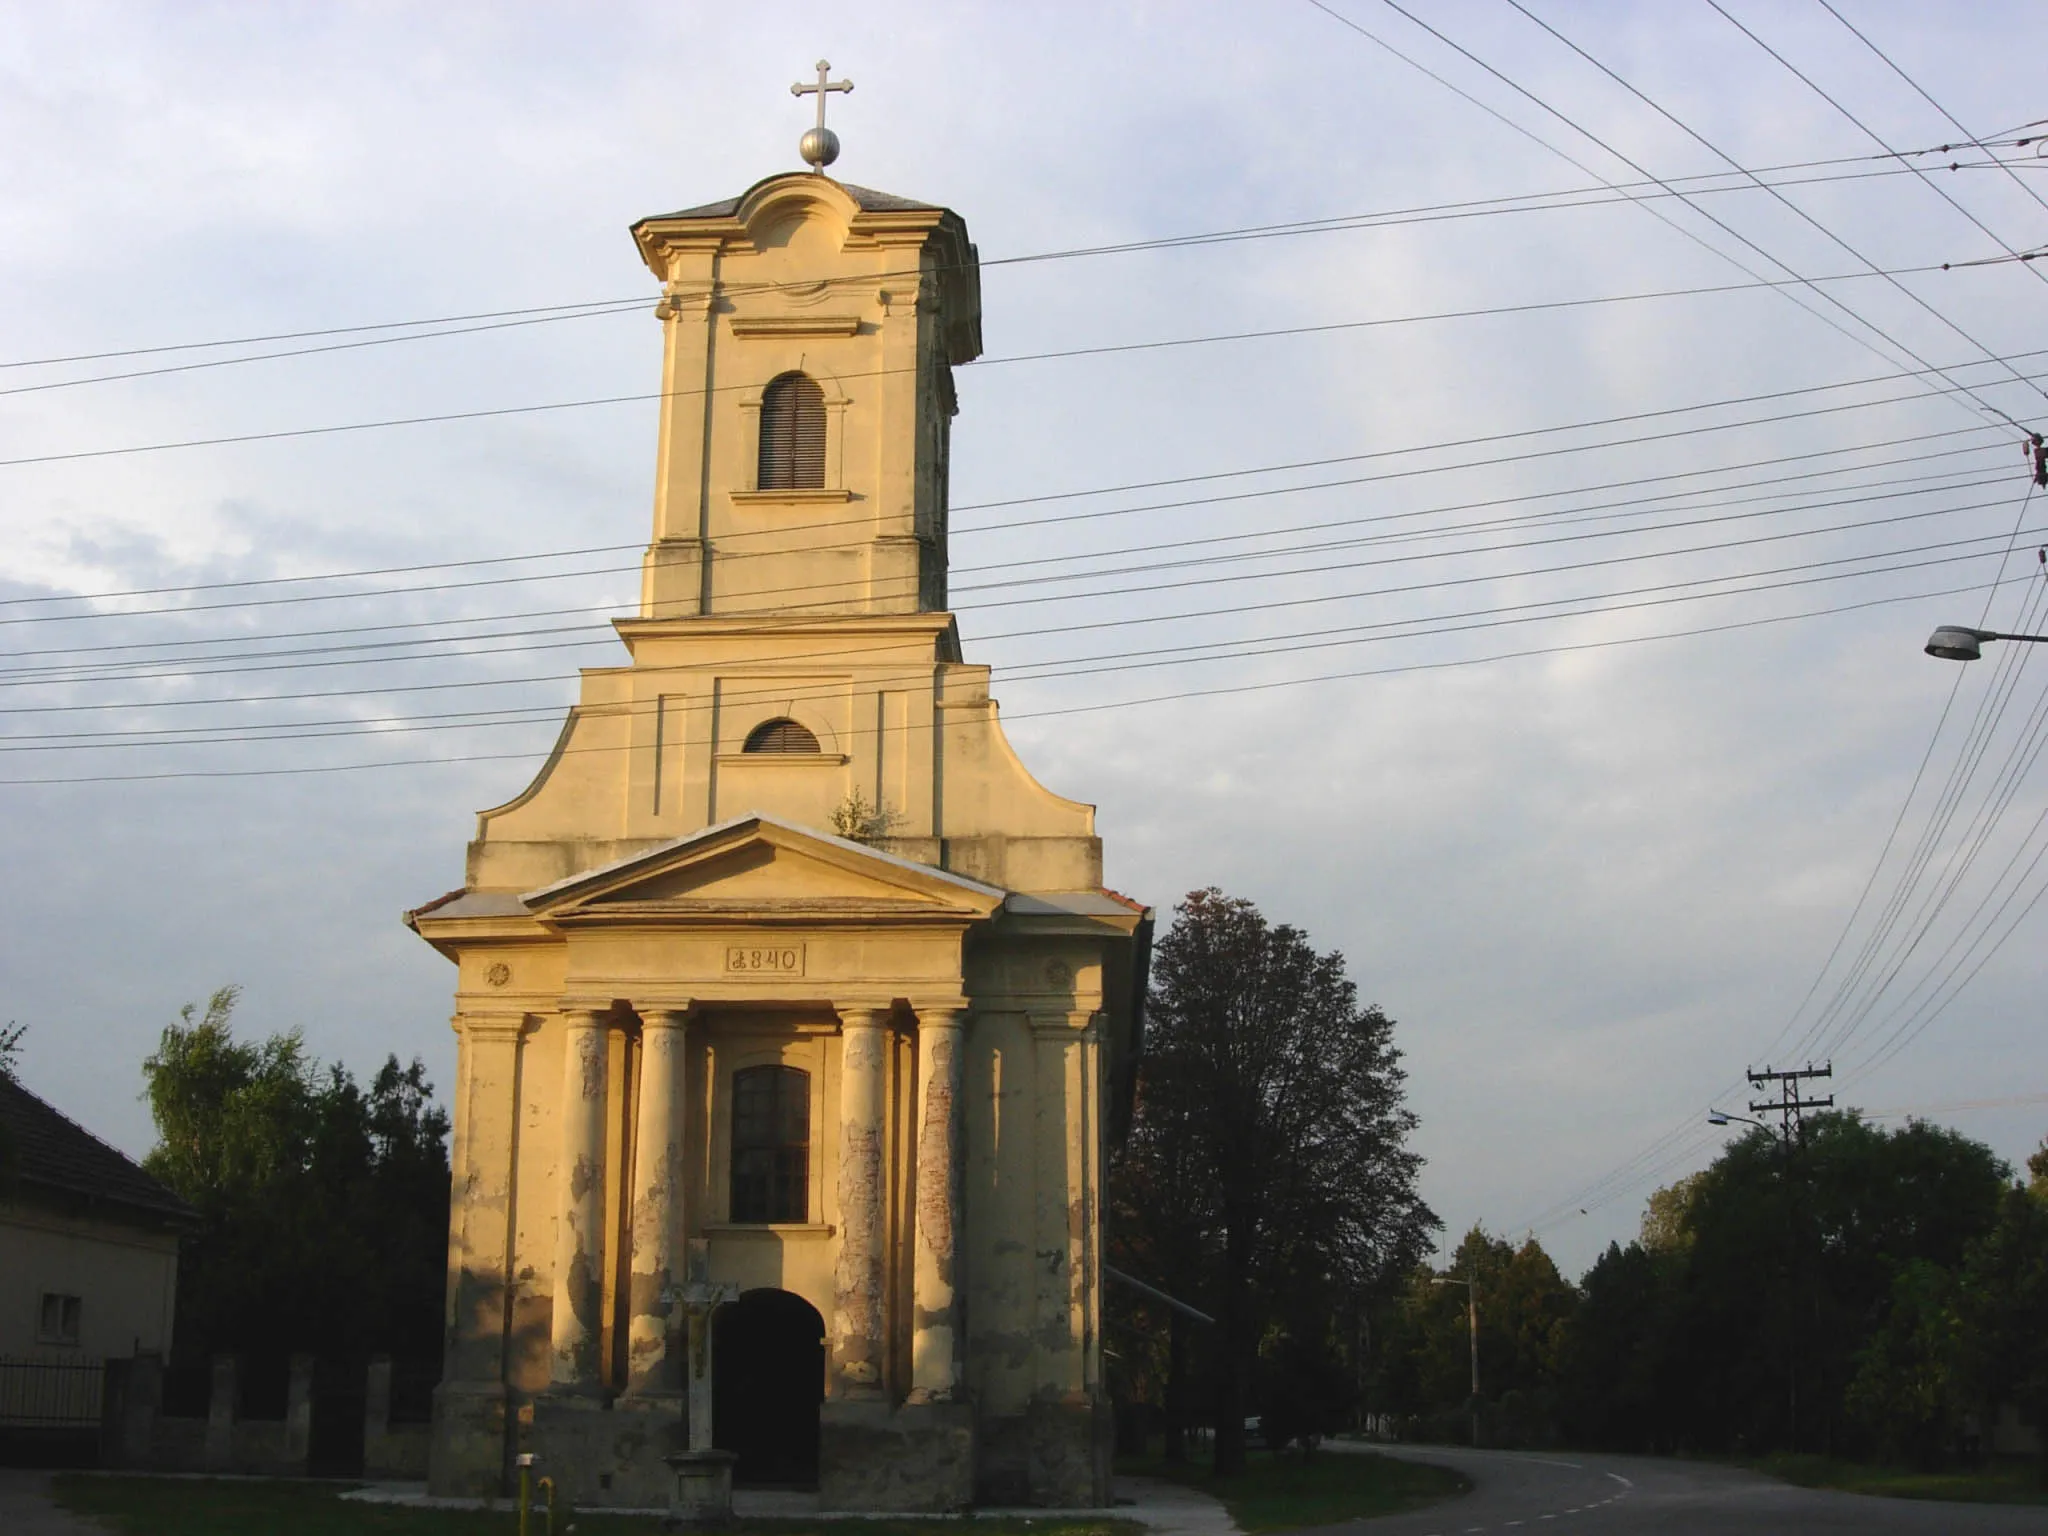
[409,171,1150,1511]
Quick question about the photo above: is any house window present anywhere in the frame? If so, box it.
[743,717,820,754]
[730,1065,810,1223]
[37,1293,81,1346]
[757,373,827,490]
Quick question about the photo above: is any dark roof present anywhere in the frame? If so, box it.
[0,1074,195,1225]
[647,179,941,222]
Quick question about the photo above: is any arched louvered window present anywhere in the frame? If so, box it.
[743,717,820,754]
[757,372,827,490]
[731,1065,810,1224]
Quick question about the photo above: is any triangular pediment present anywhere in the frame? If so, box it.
[522,813,1007,924]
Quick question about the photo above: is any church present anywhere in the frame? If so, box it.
[406,88,1151,1513]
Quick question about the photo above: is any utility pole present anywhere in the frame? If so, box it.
[1430,1275,1480,1448]
[1746,1062,1833,1146]
[1746,1062,1830,1451]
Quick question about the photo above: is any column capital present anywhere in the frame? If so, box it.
[455,1010,533,1042]
[555,1002,616,1028]
[834,1002,895,1031]
[909,999,972,1029]
[1032,1015,1097,1040]
[637,1004,694,1031]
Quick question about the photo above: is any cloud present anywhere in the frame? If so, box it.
[2,0,2045,1277]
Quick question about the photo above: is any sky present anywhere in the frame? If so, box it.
[4,0,2048,1279]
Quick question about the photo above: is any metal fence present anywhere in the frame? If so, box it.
[0,1356,104,1427]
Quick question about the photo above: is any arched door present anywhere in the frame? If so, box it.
[712,1288,825,1488]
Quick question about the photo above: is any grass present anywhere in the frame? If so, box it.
[1115,1446,1467,1531]
[51,1476,1143,1536]
[1756,1451,2048,1506]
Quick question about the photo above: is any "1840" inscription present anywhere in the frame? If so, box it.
[725,943,805,975]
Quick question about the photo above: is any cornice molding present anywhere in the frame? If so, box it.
[727,488,856,506]
[728,315,862,339]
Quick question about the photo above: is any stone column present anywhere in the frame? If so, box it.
[550,1007,611,1391]
[433,1011,527,1497]
[444,1014,527,1384]
[625,1006,690,1396]
[831,1004,892,1398]
[908,1003,968,1404]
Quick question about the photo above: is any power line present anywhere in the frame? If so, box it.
[5,434,2011,720]
[1306,0,2040,435]
[1381,0,2038,431]
[0,150,2001,379]
[0,564,2030,786]
[1514,0,2048,398]
[1815,0,2048,225]
[2,446,2009,667]
[11,255,2036,477]
[2,488,2029,692]
[1508,482,2048,1233]
[1707,0,2048,296]
[10,347,2039,627]
[7,514,2043,729]
[1788,554,2048,1064]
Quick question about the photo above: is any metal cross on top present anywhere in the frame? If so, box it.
[792,59,853,172]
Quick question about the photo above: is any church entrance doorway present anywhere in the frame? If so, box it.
[712,1288,824,1488]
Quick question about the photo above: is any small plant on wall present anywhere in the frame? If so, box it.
[830,789,899,844]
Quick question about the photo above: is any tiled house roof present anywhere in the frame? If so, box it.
[0,1074,195,1226]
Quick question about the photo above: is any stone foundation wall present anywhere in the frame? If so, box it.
[819,1400,975,1511]
[427,1380,508,1498]
[973,1396,1111,1507]
[523,1392,686,1509]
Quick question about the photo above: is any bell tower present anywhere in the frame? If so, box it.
[630,175,981,618]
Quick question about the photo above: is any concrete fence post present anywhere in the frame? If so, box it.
[107,1351,163,1468]
[285,1354,315,1470]
[203,1355,236,1470]
[364,1354,394,1444]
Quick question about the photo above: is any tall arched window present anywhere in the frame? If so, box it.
[757,373,826,490]
[730,1065,810,1224]
[743,717,820,754]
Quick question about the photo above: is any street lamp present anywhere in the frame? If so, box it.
[1708,1108,1768,1131]
[1924,625,2048,662]
[1429,1275,1480,1449]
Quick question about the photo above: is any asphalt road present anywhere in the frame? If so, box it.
[1311,1445,2048,1534]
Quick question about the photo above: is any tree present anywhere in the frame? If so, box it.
[1109,889,1436,1473]
[1559,1239,1677,1452]
[1844,1258,1966,1467]
[142,986,451,1364]
[1640,1173,1703,1256]
[1639,1113,2008,1456]
[1388,1228,1576,1446]
[1954,1174,2048,1484]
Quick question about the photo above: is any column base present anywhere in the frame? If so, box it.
[662,1448,738,1524]
[428,1381,509,1500]
[973,1395,1112,1507]
[528,1389,686,1509]
[819,1399,974,1512]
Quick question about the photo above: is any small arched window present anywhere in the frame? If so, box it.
[743,717,820,754]
[730,1065,810,1224]
[757,372,827,490]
